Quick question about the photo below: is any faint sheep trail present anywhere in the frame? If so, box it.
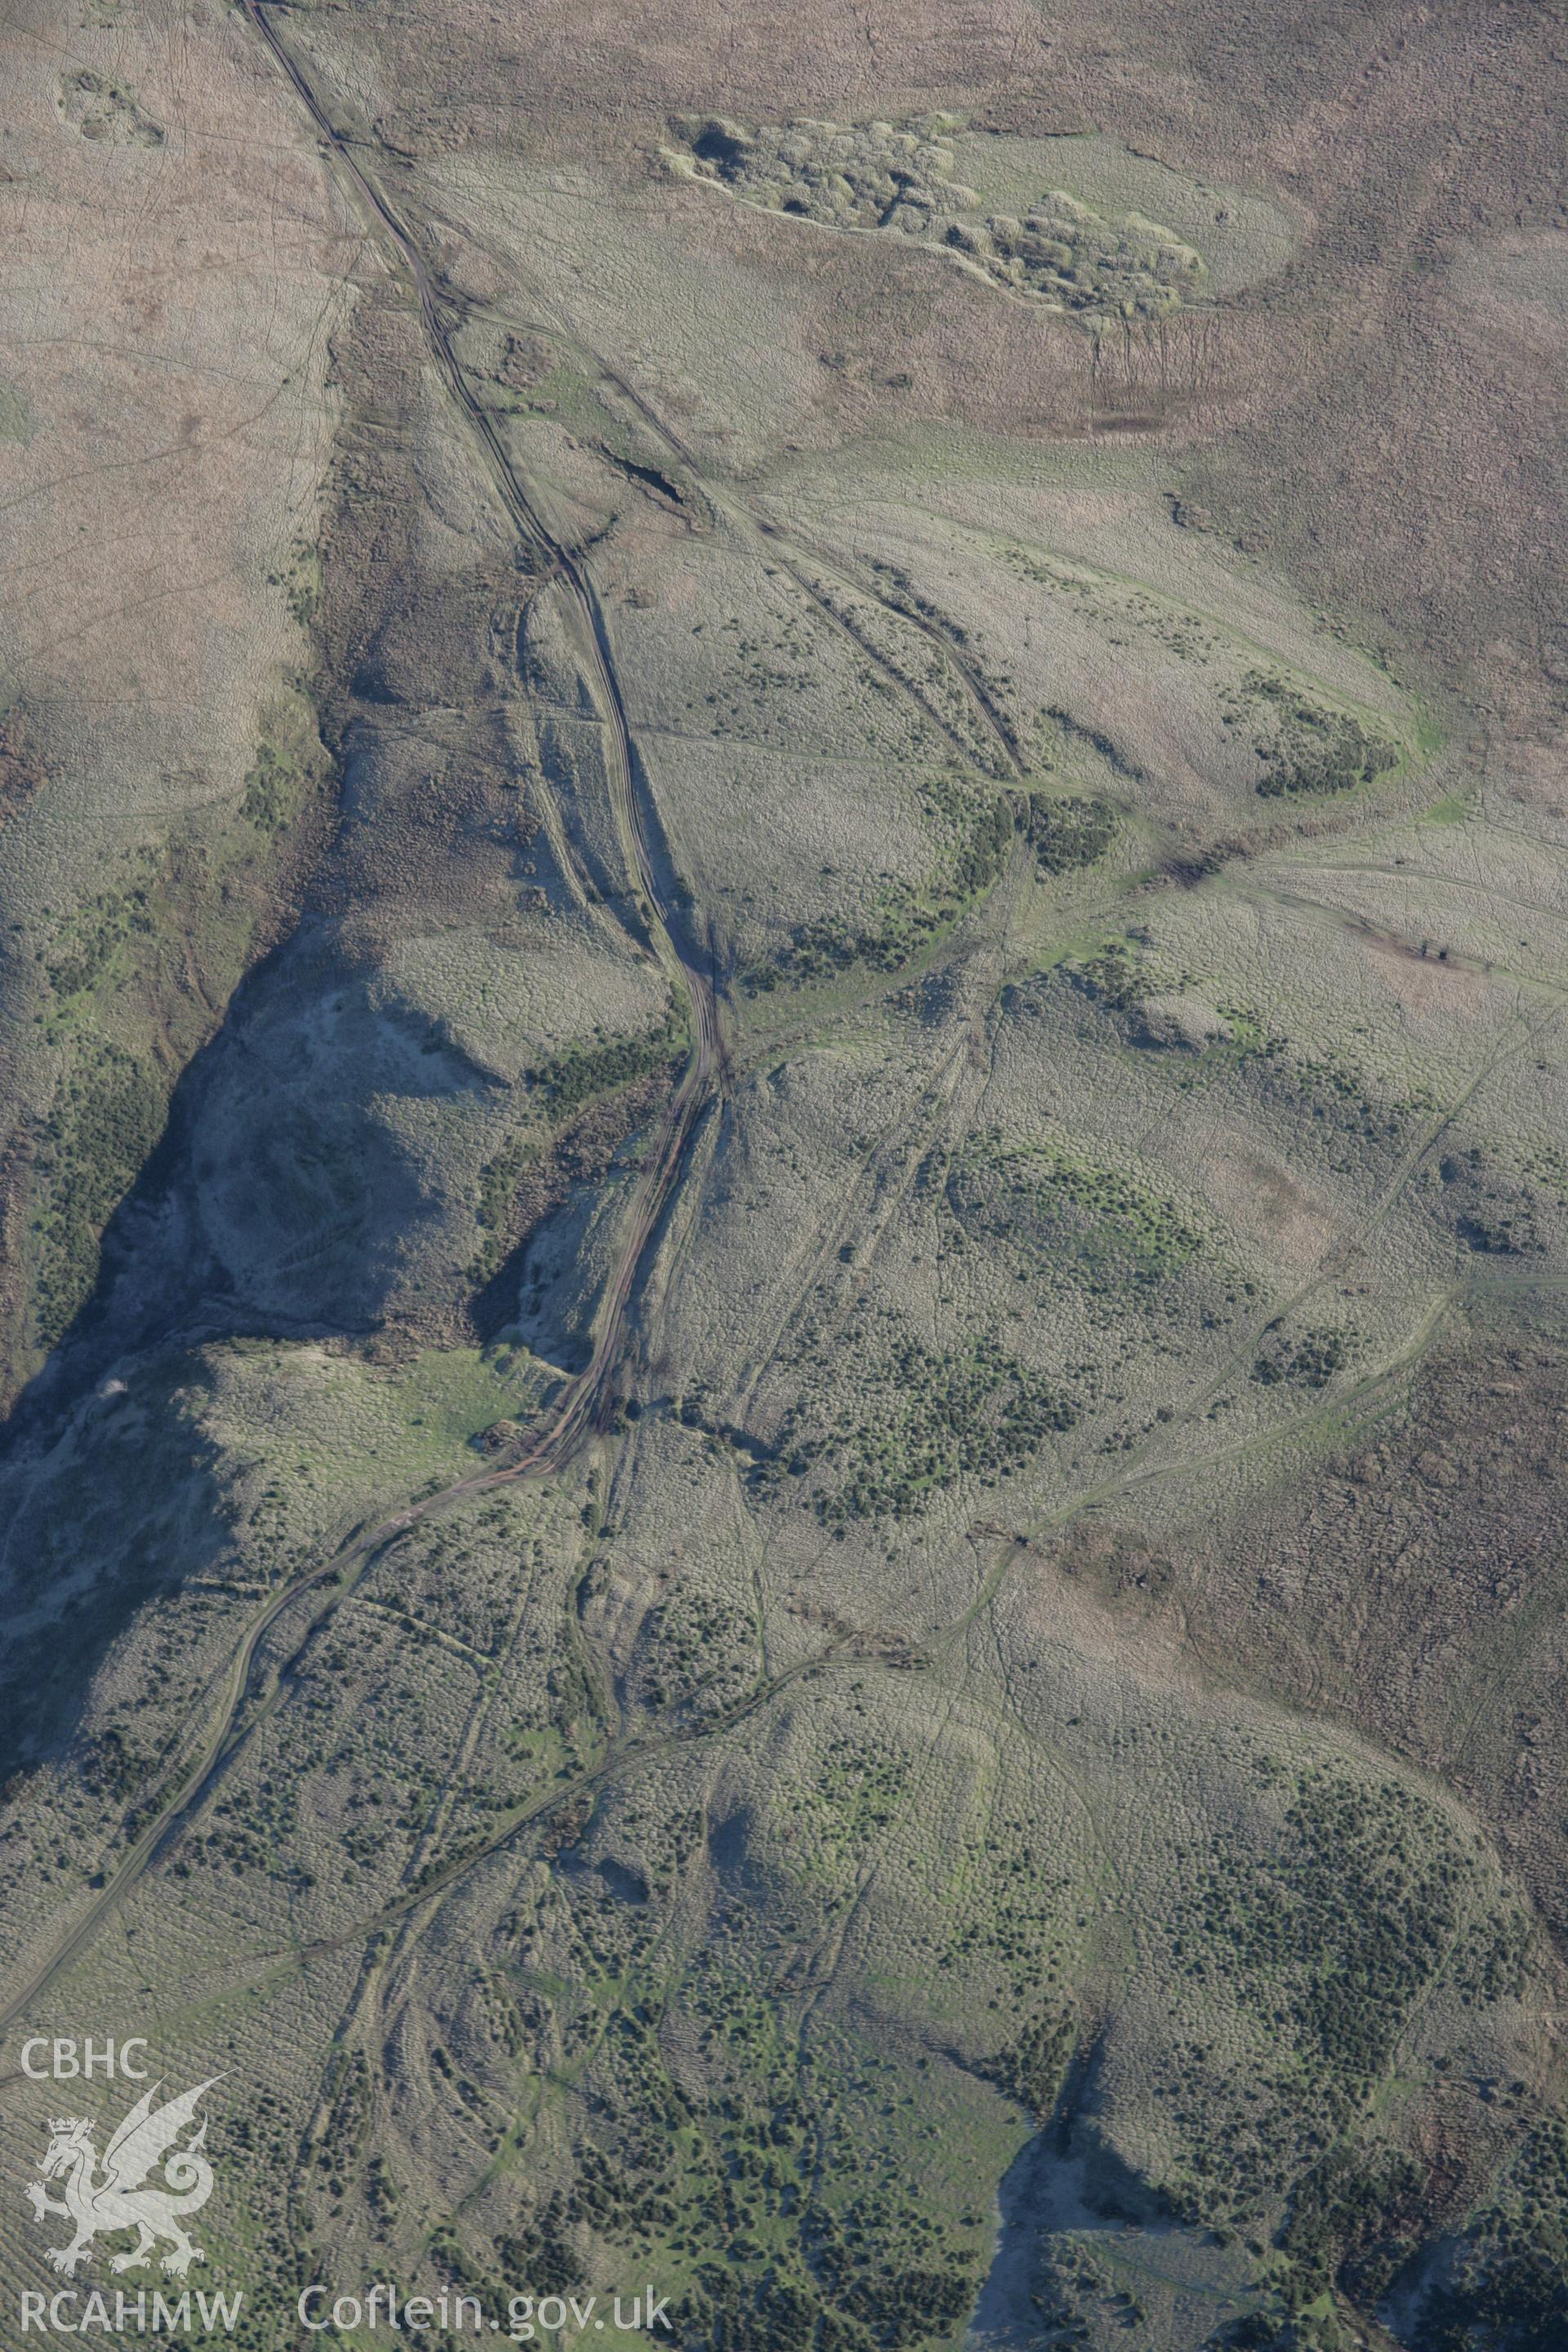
[239,0,723,1470]
[0,0,722,2042]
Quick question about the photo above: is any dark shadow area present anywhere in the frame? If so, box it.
[4,921,490,1452]
[0,1354,232,1784]
[0,920,498,1784]
[604,452,684,510]
[969,2042,1204,2350]
[1,923,305,1454]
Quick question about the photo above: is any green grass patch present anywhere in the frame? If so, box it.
[523,1010,684,1117]
[1027,791,1120,876]
[42,870,157,999]
[948,1127,1210,1296]
[31,1041,164,1347]
[743,770,1014,994]
[1233,670,1398,801]
[766,1328,1079,1524]
[1420,787,1475,826]
[240,703,329,835]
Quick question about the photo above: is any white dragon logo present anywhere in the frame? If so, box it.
[24,2078,220,2278]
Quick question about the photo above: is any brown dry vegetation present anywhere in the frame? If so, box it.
[1174,1331,1568,1935]
[1,3,1566,2351]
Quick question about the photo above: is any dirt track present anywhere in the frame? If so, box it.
[0,0,724,2040]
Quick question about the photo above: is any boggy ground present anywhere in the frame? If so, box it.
[1,4,1567,2352]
